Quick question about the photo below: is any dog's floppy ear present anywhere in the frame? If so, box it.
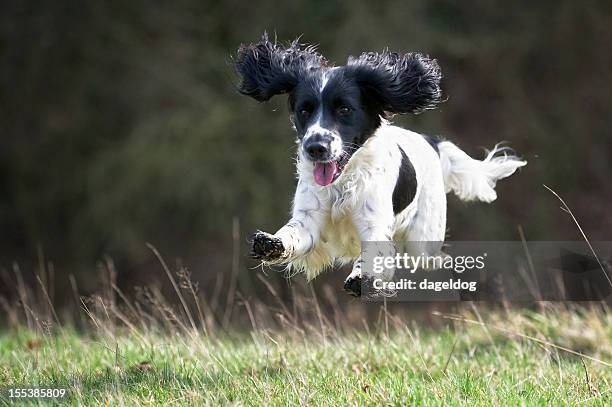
[346,51,442,116]
[234,33,326,102]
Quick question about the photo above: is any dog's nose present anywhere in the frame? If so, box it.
[304,141,331,161]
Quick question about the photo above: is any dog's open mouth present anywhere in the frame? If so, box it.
[313,161,341,186]
[313,154,351,186]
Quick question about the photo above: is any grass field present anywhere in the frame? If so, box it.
[1,306,610,406]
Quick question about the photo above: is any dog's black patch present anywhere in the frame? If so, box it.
[392,146,417,214]
[422,134,440,155]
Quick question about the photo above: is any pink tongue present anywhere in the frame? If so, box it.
[313,162,338,186]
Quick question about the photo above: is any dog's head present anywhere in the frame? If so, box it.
[234,33,442,186]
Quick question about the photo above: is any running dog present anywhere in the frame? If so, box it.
[234,34,526,296]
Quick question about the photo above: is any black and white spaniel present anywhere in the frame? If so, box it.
[234,34,526,296]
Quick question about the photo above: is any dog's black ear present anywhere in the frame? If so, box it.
[234,33,326,102]
[346,51,442,116]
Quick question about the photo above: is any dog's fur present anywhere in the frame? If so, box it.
[235,34,526,296]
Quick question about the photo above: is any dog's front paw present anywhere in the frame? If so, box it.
[251,231,286,263]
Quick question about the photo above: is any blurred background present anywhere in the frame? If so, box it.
[1,1,611,323]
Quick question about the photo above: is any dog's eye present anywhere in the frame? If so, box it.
[337,106,351,116]
[299,109,311,118]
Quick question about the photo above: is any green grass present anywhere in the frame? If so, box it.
[0,308,610,406]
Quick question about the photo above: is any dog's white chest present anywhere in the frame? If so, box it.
[319,212,361,260]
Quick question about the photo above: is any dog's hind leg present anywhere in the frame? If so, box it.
[398,176,447,258]
[343,256,365,296]
[343,200,397,296]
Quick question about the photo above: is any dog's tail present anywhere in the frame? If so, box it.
[438,141,526,203]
